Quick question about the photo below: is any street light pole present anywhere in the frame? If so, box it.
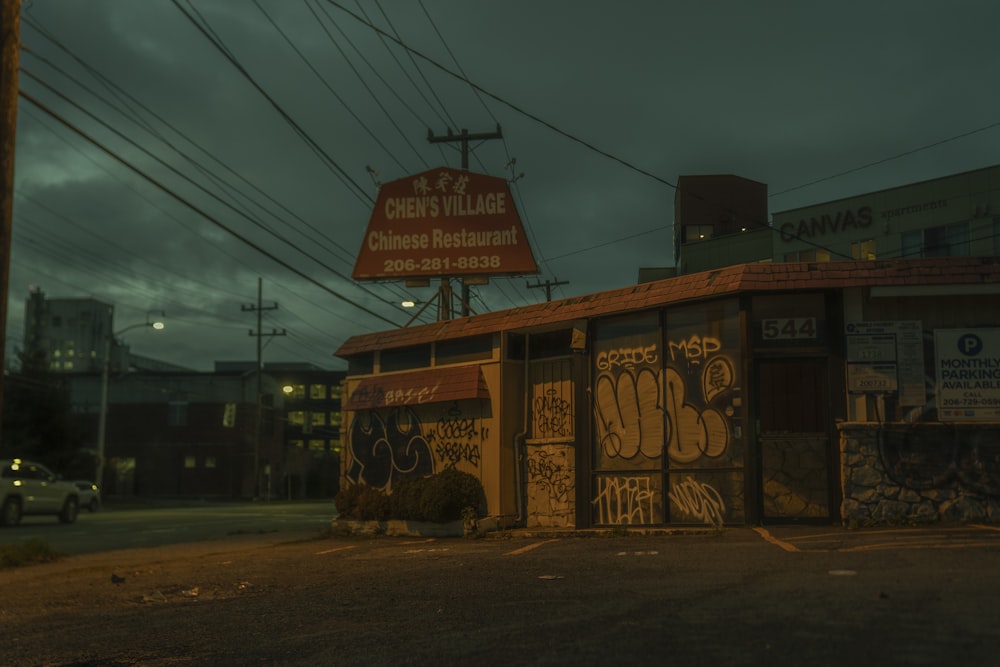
[95,319,165,487]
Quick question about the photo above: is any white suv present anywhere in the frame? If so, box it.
[0,459,80,526]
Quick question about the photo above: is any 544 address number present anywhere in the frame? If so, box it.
[761,317,817,340]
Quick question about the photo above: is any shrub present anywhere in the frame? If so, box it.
[337,469,485,524]
[418,468,485,524]
[0,538,64,569]
[390,476,427,521]
[334,483,390,521]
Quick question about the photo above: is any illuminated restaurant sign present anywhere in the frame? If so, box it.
[353,167,538,280]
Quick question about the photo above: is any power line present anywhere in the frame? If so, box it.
[17,89,403,328]
[171,0,374,206]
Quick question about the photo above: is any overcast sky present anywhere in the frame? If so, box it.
[8,0,1000,371]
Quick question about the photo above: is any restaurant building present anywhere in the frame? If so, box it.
[335,165,1000,528]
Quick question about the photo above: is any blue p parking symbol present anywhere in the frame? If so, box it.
[957,333,983,357]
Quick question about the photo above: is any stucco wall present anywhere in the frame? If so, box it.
[839,422,1000,525]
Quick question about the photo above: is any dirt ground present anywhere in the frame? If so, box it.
[4,527,1000,667]
[0,533,333,666]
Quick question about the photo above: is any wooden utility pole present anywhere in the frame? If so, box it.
[427,125,503,317]
[0,0,21,447]
[527,277,569,302]
[242,277,285,499]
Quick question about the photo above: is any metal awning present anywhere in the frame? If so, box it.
[343,365,489,411]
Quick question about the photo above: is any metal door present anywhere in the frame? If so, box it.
[757,359,833,521]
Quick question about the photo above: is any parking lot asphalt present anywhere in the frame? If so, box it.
[492,522,1000,554]
[753,523,1000,553]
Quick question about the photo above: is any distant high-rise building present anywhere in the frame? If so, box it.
[22,288,191,374]
[23,287,113,374]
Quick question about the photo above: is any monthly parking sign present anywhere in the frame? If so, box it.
[934,328,1000,420]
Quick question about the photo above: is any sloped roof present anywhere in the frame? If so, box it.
[335,257,1000,358]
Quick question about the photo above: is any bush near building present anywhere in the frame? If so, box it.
[335,468,484,523]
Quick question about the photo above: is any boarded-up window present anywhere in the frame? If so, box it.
[529,358,573,441]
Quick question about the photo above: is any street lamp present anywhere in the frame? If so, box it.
[95,319,165,488]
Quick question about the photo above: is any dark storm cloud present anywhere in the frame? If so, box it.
[7,0,1000,370]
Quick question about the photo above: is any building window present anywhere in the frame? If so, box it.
[380,344,432,372]
[947,222,970,256]
[310,412,327,427]
[901,230,921,258]
[308,439,326,452]
[168,401,189,427]
[330,384,343,400]
[290,439,305,449]
[683,224,714,243]
[348,354,374,375]
[184,456,197,468]
[310,384,327,400]
[288,411,305,426]
[284,384,305,399]
[436,334,493,365]
[851,239,875,260]
[329,411,342,427]
[783,249,831,262]
[205,457,217,469]
[905,222,970,258]
[798,249,831,262]
[330,438,342,454]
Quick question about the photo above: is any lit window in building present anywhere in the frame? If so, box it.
[63,361,74,370]
[184,456,196,468]
[311,412,326,427]
[290,439,304,449]
[288,411,305,426]
[786,249,831,262]
[329,411,342,427]
[310,384,327,400]
[330,439,342,454]
[851,239,876,260]
[330,385,343,400]
[683,224,714,243]
[285,384,305,399]
[308,439,325,452]
[53,349,61,358]
[205,457,217,469]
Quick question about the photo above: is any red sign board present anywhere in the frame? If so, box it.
[353,167,538,280]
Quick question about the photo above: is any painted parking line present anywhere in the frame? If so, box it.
[315,545,357,555]
[755,525,1000,553]
[752,527,801,553]
[504,539,560,556]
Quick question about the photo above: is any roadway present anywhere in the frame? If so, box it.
[0,500,336,554]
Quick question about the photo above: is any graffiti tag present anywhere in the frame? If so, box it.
[668,476,726,526]
[592,475,656,525]
[534,390,573,438]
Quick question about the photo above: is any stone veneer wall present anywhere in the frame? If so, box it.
[839,422,1000,526]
